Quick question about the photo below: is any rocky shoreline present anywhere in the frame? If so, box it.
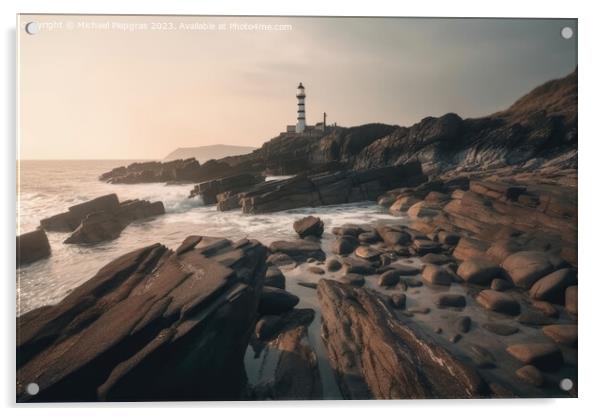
[17,70,577,401]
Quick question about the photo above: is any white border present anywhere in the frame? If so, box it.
[2,0,601,414]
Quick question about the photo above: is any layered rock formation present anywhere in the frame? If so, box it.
[17,235,267,402]
[188,173,265,205]
[317,279,487,399]
[40,194,165,245]
[233,162,426,214]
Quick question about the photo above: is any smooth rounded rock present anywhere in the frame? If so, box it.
[457,258,501,285]
[258,287,300,315]
[265,266,286,289]
[502,251,556,289]
[482,323,519,336]
[436,294,466,308]
[529,268,577,304]
[354,246,381,260]
[421,264,454,286]
[378,270,401,287]
[326,258,342,272]
[476,290,521,316]
[455,316,472,333]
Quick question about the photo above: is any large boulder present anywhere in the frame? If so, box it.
[293,216,324,238]
[17,229,51,267]
[529,268,577,304]
[17,236,267,402]
[40,194,120,232]
[501,251,556,289]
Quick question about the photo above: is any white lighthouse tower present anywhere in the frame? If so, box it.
[295,82,306,133]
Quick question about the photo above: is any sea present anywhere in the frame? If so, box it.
[16,159,393,316]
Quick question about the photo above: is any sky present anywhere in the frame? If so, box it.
[18,15,577,160]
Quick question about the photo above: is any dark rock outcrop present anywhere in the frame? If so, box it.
[188,173,265,205]
[317,279,488,399]
[17,229,51,267]
[231,162,426,214]
[17,235,267,402]
[40,195,165,245]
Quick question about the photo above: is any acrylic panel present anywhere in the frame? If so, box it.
[16,15,577,402]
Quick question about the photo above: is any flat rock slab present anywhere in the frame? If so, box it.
[317,279,488,399]
[269,240,326,261]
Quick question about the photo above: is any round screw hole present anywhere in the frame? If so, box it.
[26,382,39,395]
[561,26,574,40]
[559,378,573,391]
[25,22,40,35]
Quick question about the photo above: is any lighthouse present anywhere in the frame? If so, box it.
[295,82,306,133]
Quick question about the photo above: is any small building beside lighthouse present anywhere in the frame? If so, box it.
[285,82,331,135]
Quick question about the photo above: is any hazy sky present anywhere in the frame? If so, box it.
[18,15,577,160]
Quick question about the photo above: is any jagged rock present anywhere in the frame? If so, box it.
[317,279,487,399]
[258,287,300,315]
[17,236,267,402]
[529,268,577,304]
[269,240,325,262]
[515,365,544,387]
[326,258,342,271]
[265,266,286,289]
[63,212,125,244]
[506,343,564,371]
[17,229,51,266]
[501,251,557,289]
[189,173,264,204]
[293,216,324,238]
[421,264,454,286]
[490,278,514,291]
[565,286,578,315]
[436,294,466,308]
[457,258,501,285]
[482,323,519,336]
[476,290,521,316]
[542,324,577,347]
[40,194,120,231]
